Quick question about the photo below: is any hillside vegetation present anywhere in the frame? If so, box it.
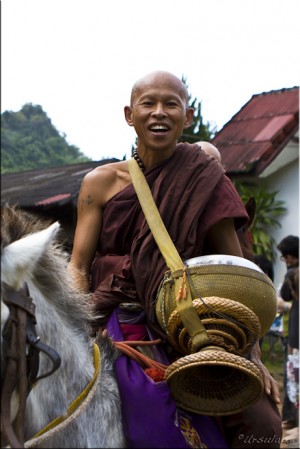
[1,103,90,173]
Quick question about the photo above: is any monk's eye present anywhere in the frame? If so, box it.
[166,101,178,107]
[142,101,154,106]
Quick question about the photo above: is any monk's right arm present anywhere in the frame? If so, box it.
[68,171,103,292]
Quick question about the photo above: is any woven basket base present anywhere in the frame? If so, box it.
[165,349,264,416]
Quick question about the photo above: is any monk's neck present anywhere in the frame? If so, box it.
[135,144,177,170]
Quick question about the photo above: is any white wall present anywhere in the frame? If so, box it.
[262,157,299,290]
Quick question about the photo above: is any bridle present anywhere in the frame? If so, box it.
[1,282,61,448]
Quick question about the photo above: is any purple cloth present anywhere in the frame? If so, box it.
[107,310,229,448]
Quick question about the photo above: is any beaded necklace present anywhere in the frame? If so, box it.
[132,148,146,172]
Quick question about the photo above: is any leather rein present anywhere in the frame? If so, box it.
[1,282,61,448]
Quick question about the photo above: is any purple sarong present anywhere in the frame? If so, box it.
[107,310,229,448]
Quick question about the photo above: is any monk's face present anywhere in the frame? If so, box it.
[124,71,194,152]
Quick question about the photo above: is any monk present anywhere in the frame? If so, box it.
[69,70,282,448]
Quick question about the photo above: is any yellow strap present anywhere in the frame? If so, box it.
[32,343,101,438]
[128,158,209,350]
[128,158,183,272]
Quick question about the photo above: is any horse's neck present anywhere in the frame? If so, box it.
[26,280,95,430]
[30,280,93,371]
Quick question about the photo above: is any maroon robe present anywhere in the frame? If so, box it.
[91,142,248,337]
[90,142,282,447]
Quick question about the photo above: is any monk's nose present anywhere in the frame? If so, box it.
[152,103,167,118]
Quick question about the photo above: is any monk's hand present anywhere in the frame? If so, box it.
[250,340,281,404]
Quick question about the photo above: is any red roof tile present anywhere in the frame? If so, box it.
[212,87,299,176]
[253,115,295,142]
[35,193,71,206]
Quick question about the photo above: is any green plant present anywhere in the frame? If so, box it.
[234,182,287,261]
[1,103,90,173]
[179,76,216,143]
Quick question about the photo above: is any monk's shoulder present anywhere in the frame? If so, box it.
[82,160,131,204]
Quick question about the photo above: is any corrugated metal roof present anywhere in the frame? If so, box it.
[1,159,119,207]
[212,87,299,176]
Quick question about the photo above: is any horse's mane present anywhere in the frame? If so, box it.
[1,204,54,247]
[1,204,94,335]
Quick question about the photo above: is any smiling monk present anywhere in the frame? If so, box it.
[69,70,282,448]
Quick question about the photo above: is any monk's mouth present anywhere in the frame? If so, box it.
[149,125,170,134]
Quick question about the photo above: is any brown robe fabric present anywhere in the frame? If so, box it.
[91,142,248,336]
[90,142,282,447]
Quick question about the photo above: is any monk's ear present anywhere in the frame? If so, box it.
[124,106,134,126]
[183,108,194,129]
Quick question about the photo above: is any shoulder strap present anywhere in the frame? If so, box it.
[127,158,184,272]
[128,158,209,351]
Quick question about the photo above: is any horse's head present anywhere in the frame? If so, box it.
[1,205,124,449]
[1,220,60,284]
[1,205,61,446]
[1,208,60,338]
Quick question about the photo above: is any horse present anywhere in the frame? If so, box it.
[1,205,125,448]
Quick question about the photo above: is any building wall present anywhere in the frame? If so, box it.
[262,158,299,290]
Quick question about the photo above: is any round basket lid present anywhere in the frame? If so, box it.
[184,254,264,273]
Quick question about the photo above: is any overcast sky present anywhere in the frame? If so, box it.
[2,0,299,161]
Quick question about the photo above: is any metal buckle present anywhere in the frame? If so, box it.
[119,302,144,312]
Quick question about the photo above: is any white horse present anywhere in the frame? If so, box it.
[1,205,125,448]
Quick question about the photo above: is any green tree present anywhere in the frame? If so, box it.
[179,76,216,144]
[234,181,287,261]
[1,103,90,173]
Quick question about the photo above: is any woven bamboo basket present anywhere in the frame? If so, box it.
[156,255,277,337]
[163,296,264,415]
[165,348,264,416]
[166,296,261,355]
[154,255,277,415]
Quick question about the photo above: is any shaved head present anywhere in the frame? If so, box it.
[130,71,189,107]
[197,141,222,163]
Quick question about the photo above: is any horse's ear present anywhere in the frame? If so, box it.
[1,222,60,289]
[243,197,256,231]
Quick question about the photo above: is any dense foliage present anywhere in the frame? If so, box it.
[1,103,90,173]
[234,181,287,261]
[179,76,216,144]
